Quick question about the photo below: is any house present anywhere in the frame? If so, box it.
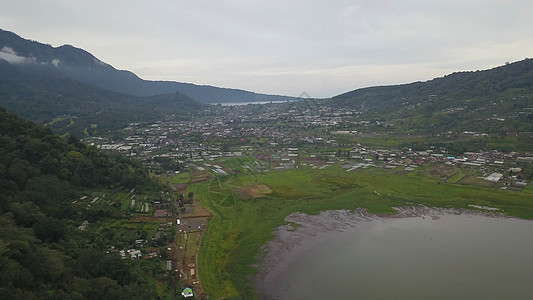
[129,249,142,259]
[153,201,172,217]
[484,173,503,183]
[78,220,89,230]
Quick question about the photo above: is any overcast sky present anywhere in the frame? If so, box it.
[2,0,532,98]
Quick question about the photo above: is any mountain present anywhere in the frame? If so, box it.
[0,29,298,103]
[331,59,533,134]
[0,56,205,136]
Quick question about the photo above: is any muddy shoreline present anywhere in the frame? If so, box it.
[253,206,509,299]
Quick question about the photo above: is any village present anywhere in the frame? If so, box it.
[73,185,212,299]
[85,102,531,190]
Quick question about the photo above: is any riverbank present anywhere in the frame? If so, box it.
[254,206,512,299]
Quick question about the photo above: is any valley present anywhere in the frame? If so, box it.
[85,100,532,299]
[1,28,533,299]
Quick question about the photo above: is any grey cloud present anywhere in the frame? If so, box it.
[2,0,533,97]
[0,46,36,64]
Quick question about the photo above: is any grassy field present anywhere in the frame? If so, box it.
[168,172,191,184]
[194,164,533,299]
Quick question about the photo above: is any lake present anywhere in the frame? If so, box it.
[256,208,533,299]
[211,100,296,106]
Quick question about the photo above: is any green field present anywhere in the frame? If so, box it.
[335,132,533,153]
[168,172,191,184]
[194,164,533,299]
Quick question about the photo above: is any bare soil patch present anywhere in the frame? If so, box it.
[234,184,272,200]
[424,164,459,180]
[190,170,210,183]
[181,201,214,218]
[170,183,188,192]
[256,151,274,162]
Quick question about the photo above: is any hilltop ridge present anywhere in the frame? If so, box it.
[330,58,533,134]
[0,29,298,103]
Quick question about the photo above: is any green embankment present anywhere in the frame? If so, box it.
[195,165,533,299]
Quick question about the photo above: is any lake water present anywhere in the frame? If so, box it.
[256,208,533,299]
[212,100,296,106]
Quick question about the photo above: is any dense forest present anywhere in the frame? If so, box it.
[0,106,162,299]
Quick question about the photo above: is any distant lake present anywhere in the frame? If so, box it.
[256,209,533,299]
[211,100,296,106]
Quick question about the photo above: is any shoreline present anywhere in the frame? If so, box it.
[253,206,510,298]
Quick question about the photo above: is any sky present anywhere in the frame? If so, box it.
[2,0,532,98]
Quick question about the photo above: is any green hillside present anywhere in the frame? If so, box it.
[0,59,205,136]
[332,59,533,135]
[0,107,162,299]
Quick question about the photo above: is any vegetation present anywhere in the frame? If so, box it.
[195,164,533,299]
[333,132,533,153]
[0,59,205,136]
[2,28,533,300]
[331,59,533,137]
[0,107,166,299]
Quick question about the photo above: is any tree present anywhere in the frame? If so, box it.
[159,249,170,260]
[32,217,67,243]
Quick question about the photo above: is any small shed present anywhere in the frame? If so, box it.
[181,287,193,298]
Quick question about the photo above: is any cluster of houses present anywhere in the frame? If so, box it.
[105,245,160,260]
[83,101,531,189]
[86,102,355,159]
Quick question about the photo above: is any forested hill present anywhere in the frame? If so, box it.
[0,107,160,298]
[0,58,205,136]
[331,59,533,133]
[0,29,298,103]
